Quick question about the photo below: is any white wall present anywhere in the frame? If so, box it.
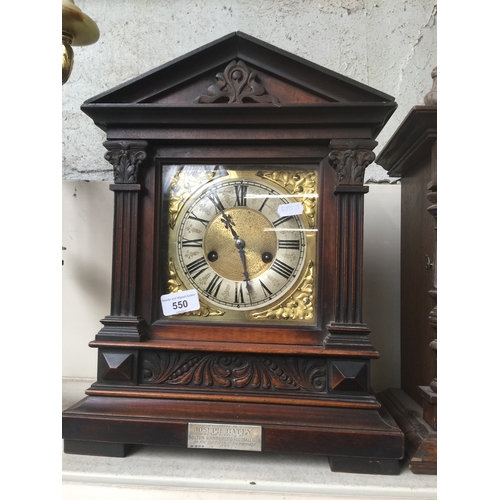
[63,0,437,182]
[62,181,112,379]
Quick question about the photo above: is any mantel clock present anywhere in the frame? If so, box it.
[62,32,404,474]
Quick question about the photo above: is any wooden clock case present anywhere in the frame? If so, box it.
[376,73,438,474]
[62,32,404,474]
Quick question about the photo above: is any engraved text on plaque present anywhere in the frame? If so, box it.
[188,423,262,452]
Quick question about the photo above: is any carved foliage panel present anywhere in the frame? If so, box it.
[141,350,326,394]
[139,350,369,396]
[96,349,370,396]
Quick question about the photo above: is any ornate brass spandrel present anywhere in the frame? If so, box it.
[253,261,314,321]
[167,257,224,317]
[255,170,317,228]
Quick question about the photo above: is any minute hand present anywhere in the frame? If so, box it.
[236,243,250,283]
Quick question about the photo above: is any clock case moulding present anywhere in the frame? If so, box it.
[62,32,404,475]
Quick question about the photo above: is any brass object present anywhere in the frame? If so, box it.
[62,32,74,85]
[204,208,277,281]
[168,166,220,229]
[165,166,317,323]
[253,260,315,320]
[188,423,262,452]
[256,170,317,227]
[62,0,99,84]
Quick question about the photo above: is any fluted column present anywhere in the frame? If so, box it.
[96,140,149,341]
[324,139,377,349]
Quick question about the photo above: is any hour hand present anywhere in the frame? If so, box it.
[220,211,239,239]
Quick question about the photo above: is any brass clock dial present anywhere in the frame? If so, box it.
[163,166,318,323]
[177,178,307,311]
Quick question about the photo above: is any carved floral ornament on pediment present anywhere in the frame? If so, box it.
[195,59,280,105]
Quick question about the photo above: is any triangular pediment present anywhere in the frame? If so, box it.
[85,32,393,106]
[82,32,396,138]
[141,59,332,106]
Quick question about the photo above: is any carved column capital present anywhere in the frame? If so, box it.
[104,140,148,184]
[328,139,377,187]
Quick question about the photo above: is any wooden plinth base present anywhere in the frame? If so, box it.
[62,394,404,475]
[328,455,400,475]
[64,439,133,457]
[378,388,436,475]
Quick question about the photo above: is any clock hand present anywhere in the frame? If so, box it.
[235,239,252,304]
[220,211,238,238]
[220,211,252,303]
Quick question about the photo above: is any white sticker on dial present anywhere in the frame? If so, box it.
[277,202,303,217]
[161,289,200,316]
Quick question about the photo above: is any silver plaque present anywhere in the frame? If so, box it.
[188,422,262,452]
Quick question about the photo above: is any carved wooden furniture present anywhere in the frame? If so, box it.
[376,69,437,474]
[62,32,404,474]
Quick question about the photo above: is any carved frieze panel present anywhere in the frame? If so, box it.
[141,351,326,394]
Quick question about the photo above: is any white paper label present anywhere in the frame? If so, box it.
[161,289,200,316]
[277,202,303,217]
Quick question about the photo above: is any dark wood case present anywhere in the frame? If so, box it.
[62,32,404,474]
[377,96,437,474]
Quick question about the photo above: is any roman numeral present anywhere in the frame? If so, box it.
[278,239,300,250]
[186,257,209,279]
[259,279,272,298]
[273,215,293,227]
[188,214,209,227]
[270,259,294,280]
[207,191,225,212]
[234,282,245,303]
[206,274,223,297]
[181,238,203,248]
[234,184,248,206]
